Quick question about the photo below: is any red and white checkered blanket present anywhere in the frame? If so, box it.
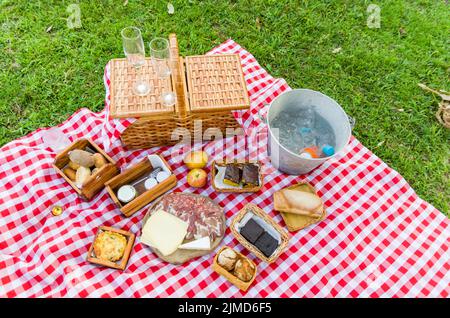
[1,40,449,298]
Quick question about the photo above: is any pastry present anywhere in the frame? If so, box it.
[223,164,241,187]
[240,219,264,244]
[217,247,238,271]
[93,153,107,168]
[63,167,76,181]
[254,232,278,257]
[273,188,323,217]
[233,258,255,282]
[242,164,259,188]
[93,231,127,262]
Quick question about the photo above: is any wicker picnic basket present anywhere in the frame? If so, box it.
[110,34,250,149]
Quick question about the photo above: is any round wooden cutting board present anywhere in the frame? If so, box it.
[141,193,225,264]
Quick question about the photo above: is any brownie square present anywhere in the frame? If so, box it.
[254,232,278,258]
[240,219,264,244]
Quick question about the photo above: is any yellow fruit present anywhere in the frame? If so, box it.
[187,168,208,188]
[183,151,208,169]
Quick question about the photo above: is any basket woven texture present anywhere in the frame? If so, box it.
[109,58,175,118]
[116,34,250,149]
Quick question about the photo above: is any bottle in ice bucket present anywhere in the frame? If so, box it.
[298,127,319,158]
[298,127,335,158]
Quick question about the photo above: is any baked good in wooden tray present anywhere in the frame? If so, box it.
[211,160,263,193]
[231,203,289,263]
[212,246,257,292]
[273,182,327,232]
[140,192,225,264]
[53,138,119,201]
[105,154,177,217]
[86,226,135,270]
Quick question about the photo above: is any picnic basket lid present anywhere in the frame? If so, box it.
[108,34,250,119]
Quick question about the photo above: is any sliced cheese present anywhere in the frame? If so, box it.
[141,209,188,256]
[178,237,211,251]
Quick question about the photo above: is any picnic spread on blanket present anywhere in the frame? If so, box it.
[0,31,449,298]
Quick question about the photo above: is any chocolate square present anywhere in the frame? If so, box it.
[240,219,264,244]
[254,232,278,257]
[242,164,259,187]
[223,164,242,186]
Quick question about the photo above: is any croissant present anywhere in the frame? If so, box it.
[273,189,323,217]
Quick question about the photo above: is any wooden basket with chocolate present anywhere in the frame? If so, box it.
[212,246,257,292]
[231,203,289,263]
[53,138,120,201]
[211,160,263,193]
[140,192,225,264]
[105,154,177,217]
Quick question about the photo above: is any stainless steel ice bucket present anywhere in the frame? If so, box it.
[263,89,353,175]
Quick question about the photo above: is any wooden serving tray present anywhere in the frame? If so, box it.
[141,193,225,265]
[231,203,289,263]
[86,226,135,270]
[211,160,264,193]
[278,182,327,232]
[53,139,119,201]
[105,155,177,217]
[212,246,257,292]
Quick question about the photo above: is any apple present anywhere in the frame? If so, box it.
[183,151,208,170]
[187,168,208,188]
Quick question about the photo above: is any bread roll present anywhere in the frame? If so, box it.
[274,189,323,217]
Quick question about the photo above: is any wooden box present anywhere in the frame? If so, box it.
[231,203,290,263]
[53,139,120,201]
[86,226,135,270]
[212,246,257,292]
[105,154,177,217]
[113,33,250,149]
[211,160,264,193]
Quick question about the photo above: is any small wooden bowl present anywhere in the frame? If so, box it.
[53,138,119,201]
[86,226,135,270]
[211,160,263,193]
[231,203,289,263]
[212,246,257,292]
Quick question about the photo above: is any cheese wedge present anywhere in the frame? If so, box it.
[141,209,188,256]
[178,237,211,251]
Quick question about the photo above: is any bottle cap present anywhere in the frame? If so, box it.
[322,145,335,157]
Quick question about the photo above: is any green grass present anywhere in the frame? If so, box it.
[0,0,449,215]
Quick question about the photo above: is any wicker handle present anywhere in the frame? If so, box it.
[168,34,188,116]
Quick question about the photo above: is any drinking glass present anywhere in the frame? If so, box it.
[149,37,176,107]
[121,26,151,96]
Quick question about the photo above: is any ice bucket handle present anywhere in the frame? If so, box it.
[257,104,270,124]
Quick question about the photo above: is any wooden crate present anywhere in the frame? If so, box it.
[212,246,257,292]
[104,155,177,217]
[53,139,119,201]
[86,226,135,270]
[113,34,250,149]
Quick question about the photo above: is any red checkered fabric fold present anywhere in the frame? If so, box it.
[0,39,448,298]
